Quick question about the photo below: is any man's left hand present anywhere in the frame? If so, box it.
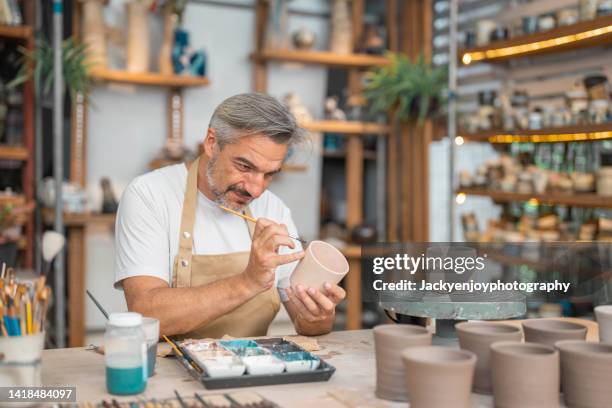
[286,282,346,323]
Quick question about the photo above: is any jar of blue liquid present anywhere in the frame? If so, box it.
[105,313,147,395]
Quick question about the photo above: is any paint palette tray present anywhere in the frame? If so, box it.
[178,337,335,389]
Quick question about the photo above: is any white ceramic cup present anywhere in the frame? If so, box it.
[290,240,349,292]
[0,332,45,407]
[595,305,612,344]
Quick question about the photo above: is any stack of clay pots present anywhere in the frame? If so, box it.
[454,318,612,408]
[374,324,476,408]
[374,317,612,407]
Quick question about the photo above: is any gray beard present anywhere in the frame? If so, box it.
[206,155,245,211]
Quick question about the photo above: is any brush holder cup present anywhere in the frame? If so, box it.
[0,331,45,407]
[0,331,44,386]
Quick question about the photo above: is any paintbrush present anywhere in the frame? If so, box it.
[86,290,109,320]
[218,205,307,245]
[173,391,188,408]
[162,335,203,374]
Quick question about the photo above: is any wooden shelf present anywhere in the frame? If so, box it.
[457,187,612,209]
[90,69,210,88]
[0,25,33,40]
[0,145,29,160]
[323,149,377,160]
[461,15,612,64]
[252,49,389,68]
[281,164,307,172]
[0,194,26,207]
[301,120,390,135]
[461,123,612,143]
[42,209,116,227]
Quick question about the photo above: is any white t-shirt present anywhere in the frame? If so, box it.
[114,163,301,298]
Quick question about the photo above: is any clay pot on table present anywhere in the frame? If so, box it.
[556,340,612,408]
[491,342,560,408]
[289,240,349,292]
[373,324,432,401]
[522,319,587,346]
[595,305,612,343]
[456,322,522,394]
[402,346,476,408]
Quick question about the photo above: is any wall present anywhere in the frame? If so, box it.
[84,0,329,330]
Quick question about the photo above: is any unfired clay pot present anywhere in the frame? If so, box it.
[290,240,349,292]
[456,322,522,394]
[491,342,560,408]
[556,340,612,408]
[594,305,612,343]
[373,324,432,401]
[402,346,476,408]
[522,319,587,346]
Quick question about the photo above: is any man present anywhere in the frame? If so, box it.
[115,93,346,338]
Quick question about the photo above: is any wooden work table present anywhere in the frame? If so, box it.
[40,325,599,407]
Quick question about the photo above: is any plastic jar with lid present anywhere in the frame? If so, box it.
[104,312,147,395]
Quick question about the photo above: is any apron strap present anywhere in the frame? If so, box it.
[174,156,254,287]
[175,158,200,287]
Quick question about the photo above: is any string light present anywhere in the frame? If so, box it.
[455,193,466,205]
[462,24,612,64]
[455,136,465,146]
[485,131,612,144]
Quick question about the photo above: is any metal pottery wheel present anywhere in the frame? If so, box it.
[380,289,526,344]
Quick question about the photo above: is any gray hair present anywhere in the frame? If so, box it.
[209,93,305,148]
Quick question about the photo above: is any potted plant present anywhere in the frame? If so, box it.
[0,200,35,267]
[8,37,92,102]
[364,52,447,124]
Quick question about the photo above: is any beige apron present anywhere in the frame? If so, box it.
[171,157,280,339]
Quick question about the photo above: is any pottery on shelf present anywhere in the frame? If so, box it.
[126,0,152,73]
[80,0,109,69]
[522,319,587,346]
[402,346,476,408]
[329,0,352,54]
[158,6,177,76]
[289,240,349,292]
[556,340,612,408]
[595,305,612,343]
[373,324,432,402]
[491,342,560,408]
[456,322,522,394]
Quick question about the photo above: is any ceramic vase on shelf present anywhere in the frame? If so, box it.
[159,7,177,76]
[265,0,290,49]
[126,0,152,73]
[80,0,108,69]
[329,0,352,54]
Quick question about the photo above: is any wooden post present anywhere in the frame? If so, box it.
[68,227,86,347]
[253,0,269,92]
[398,0,433,242]
[386,0,399,241]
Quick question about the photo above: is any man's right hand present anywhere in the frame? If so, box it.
[243,218,305,294]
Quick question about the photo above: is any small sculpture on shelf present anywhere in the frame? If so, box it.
[323,96,346,151]
[292,27,316,50]
[100,178,119,214]
[172,28,207,76]
[283,92,313,124]
[324,96,347,121]
[360,24,385,55]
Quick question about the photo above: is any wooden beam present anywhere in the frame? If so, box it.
[68,227,86,347]
[386,0,398,52]
[253,0,269,92]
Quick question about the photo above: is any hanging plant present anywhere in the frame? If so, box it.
[364,52,447,124]
[8,37,93,102]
